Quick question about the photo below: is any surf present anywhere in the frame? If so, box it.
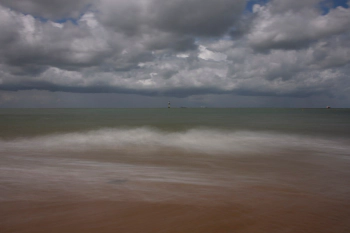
[1,127,349,157]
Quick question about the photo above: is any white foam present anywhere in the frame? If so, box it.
[0,127,349,156]
[1,128,350,202]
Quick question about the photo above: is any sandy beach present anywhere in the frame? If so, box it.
[2,152,350,233]
[2,187,350,233]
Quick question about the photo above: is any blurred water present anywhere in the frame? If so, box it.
[0,108,349,138]
[1,108,350,232]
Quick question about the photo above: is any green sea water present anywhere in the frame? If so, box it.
[0,108,349,139]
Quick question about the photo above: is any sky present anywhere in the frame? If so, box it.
[0,0,349,108]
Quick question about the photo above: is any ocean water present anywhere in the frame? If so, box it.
[1,108,350,232]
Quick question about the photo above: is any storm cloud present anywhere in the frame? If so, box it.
[0,0,349,107]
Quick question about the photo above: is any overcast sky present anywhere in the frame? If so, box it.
[0,0,349,108]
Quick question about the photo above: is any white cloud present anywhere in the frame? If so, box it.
[198,45,227,62]
[248,3,350,50]
[51,22,63,29]
[80,12,99,28]
[176,54,189,58]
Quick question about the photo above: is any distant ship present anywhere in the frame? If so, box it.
[326,106,331,109]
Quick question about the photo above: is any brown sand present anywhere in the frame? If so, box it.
[2,151,350,233]
[2,189,350,233]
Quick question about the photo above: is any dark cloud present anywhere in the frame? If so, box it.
[248,2,350,51]
[310,34,350,69]
[0,0,92,19]
[98,0,246,36]
[152,0,246,36]
[0,0,350,107]
[145,35,197,52]
[0,8,120,75]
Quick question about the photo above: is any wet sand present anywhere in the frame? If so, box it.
[2,191,350,233]
[2,148,350,233]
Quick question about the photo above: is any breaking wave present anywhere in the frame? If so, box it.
[1,127,349,156]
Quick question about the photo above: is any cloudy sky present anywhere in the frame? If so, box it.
[0,0,349,108]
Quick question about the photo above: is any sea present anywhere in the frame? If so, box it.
[1,108,350,233]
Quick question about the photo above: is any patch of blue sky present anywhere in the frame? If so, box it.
[245,0,269,12]
[320,0,349,14]
[14,3,94,25]
[330,0,349,8]
[32,16,78,24]
[34,16,49,23]
[244,0,348,14]
[32,16,79,25]
[53,4,94,25]
[54,17,79,25]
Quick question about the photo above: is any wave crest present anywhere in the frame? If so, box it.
[1,127,349,155]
